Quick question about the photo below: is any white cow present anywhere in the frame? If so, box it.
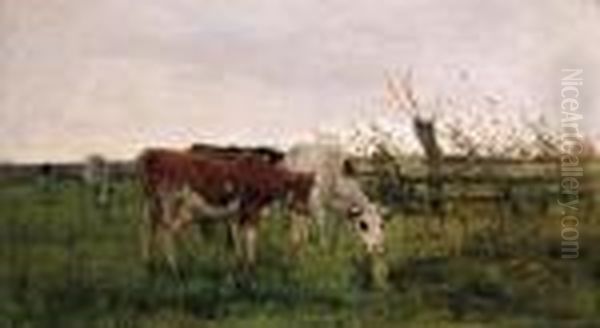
[84,154,111,206]
[285,142,385,255]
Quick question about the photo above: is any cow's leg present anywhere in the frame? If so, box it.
[229,221,244,265]
[289,212,309,257]
[156,193,182,274]
[228,218,258,288]
[243,223,257,268]
[141,202,152,263]
[142,196,161,270]
[160,227,178,274]
[225,219,238,252]
[308,193,328,249]
[236,214,258,273]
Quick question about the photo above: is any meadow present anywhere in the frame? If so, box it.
[0,168,599,327]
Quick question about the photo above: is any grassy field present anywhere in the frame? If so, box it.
[1,175,599,327]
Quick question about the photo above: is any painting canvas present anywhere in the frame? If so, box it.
[1,0,599,326]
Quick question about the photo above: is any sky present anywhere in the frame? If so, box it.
[1,0,598,162]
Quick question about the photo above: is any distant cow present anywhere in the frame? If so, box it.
[83,154,111,206]
[38,162,56,191]
[284,143,385,255]
[138,148,314,271]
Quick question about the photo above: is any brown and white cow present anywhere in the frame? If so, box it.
[138,147,314,271]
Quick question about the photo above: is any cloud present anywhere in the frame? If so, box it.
[0,0,598,161]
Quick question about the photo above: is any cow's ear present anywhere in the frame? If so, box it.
[347,204,363,218]
[342,159,356,176]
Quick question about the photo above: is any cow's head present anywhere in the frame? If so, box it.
[347,202,385,255]
[333,178,385,255]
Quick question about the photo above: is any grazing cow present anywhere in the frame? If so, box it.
[284,143,385,255]
[138,148,314,271]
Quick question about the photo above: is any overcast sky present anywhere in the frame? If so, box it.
[1,0,598,162]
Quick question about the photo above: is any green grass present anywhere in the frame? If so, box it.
[0,177,599,327]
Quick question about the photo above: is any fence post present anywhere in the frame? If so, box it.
[413,117,445,228]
